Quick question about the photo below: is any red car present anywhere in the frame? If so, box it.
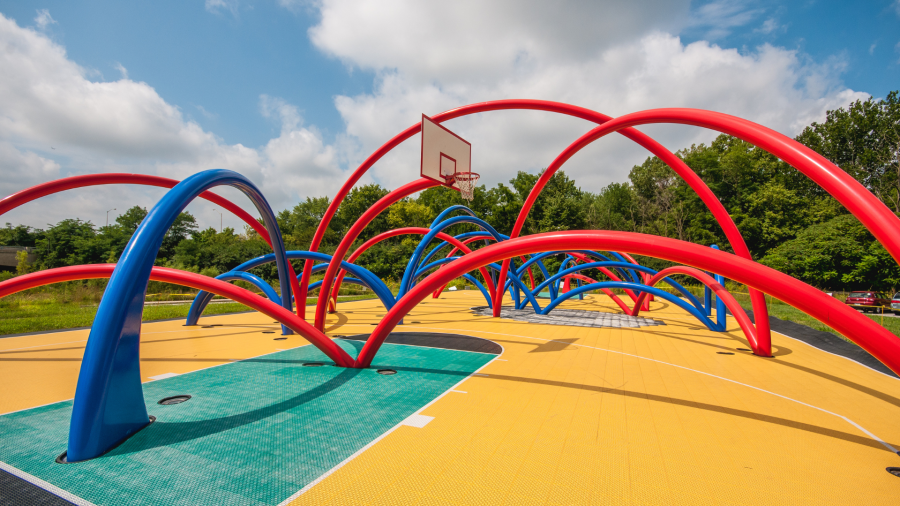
[844,291,891,313]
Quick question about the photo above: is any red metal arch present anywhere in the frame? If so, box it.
[303,100,770,347]
[355,230,900,374]
[629,265,758,351]
[429,234,536,299]
[0,264,354,367]
[328,226,499,304]
[0,173,305,319]
[562,272,632,314]
[312,178,438,328]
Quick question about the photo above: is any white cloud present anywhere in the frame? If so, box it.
[894,0,900,17]
[311,1,866,194]
[0,13,342,229]
[688,0,762,39]
[870,43,877,55]
[0,3,871,232]
[33,9,56,30]
[310,0,690,83]
[205,0,239,16]
[114,62,129,80]
[754,18,783,35]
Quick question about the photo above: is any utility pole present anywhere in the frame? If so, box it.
[106,208,116,227]
[212,209,223,232]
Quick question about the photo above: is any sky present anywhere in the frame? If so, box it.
[0,0,898,232]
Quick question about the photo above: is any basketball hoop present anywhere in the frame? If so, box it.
[453,171,480,203]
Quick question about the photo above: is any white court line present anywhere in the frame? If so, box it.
[393,325,900,455]
[148,372,179,380]
[277,345,505,504]
[0,461,96,506]
[451,390,468,394]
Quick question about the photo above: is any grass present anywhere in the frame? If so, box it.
[0,292,378,337]
[649,284,900,342]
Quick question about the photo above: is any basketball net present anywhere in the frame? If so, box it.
[452,171,479,203]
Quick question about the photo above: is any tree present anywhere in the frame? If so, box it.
[15,250,32,276]
[335,184,390,242]
[797,91,900,209]
[387,200,435,229]
[0,223,42,247]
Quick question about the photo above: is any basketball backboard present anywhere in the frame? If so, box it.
[420,114,471,191]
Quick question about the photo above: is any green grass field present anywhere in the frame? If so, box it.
[0,295,378,337]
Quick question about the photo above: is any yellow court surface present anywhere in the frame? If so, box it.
[2,291,900,505]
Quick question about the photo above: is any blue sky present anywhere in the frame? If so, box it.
[0,0,897,230]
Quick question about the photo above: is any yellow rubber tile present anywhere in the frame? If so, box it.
[4,291,900,504]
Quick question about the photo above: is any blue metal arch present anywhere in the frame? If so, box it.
[531,261,704,313]
[541,281,725,332]
[399,215,506,298]
[414,256,542,312]
[186,251,394,325]
[67,169,292,462]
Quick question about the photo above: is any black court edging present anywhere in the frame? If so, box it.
[746,310,899,379]
[337,332,502,355]
[0,467,77,506]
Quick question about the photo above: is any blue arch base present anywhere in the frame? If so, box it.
[67,169,292,462]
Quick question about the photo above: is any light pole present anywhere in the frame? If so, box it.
[106,208,116,227]
[212,209,222,232]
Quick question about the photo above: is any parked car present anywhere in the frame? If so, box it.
[892,292,900,315]
[845,291,892,313]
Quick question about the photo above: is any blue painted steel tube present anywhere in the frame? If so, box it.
[399,215,505,298]
[710,245,726,327]
[67,169,291,462]
[418,230,492,267]
[716,272,727,329]
[541,281,723,331]
[413,257,541,312]
[530,261,704,313]
[186,251,393,325]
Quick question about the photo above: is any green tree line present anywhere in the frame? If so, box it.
[2,92,898,291]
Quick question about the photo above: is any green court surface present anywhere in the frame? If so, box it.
[0,340,496,506]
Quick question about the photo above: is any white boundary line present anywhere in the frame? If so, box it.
[277,343,505,505]
[391,325,900,455]
[769,329,900,382]
[0,461,97,506]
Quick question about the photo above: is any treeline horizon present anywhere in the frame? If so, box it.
[2,91,899,291]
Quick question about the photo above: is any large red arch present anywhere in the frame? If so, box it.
[628,265,758,351]
[354,230,900,374]
[0,173,305,319]
[312,178,438,328]
[303,100,771,348]
[0,264,354,367]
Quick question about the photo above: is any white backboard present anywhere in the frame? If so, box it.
[420,114,471,191]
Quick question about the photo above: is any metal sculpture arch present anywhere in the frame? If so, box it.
[2,101,900,462]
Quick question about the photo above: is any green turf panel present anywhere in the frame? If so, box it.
[0,340,495,505]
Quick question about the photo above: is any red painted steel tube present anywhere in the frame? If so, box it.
[565,273,631,313]
[329,226,498,309]
[355,231,900,374]
[429,235,536,299]
[0,174,269,239]
[0,173,304,319]
[314,178,439,329]
[567,252,644,305]
[0,265,354,367]
[303,100,769,341]
[630,265,759,353]
[493,116,771,354]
